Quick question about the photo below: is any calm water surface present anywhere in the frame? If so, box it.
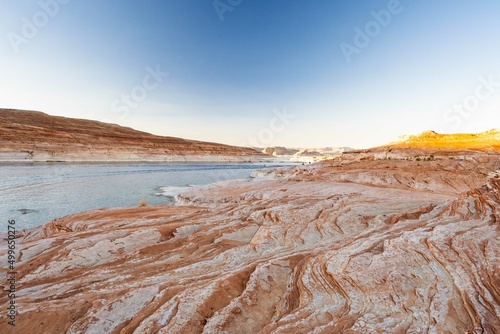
[0,163,287,229]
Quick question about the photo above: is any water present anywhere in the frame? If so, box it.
[0,163,287,230]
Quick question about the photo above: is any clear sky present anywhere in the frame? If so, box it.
[1,0,499,148]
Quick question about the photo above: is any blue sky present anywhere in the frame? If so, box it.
[1,0,499,148]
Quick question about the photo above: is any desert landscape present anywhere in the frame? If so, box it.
[0,109,267,162]
[1,128,499,333]
[2,2,500,333]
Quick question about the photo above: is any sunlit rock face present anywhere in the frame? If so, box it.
[0,109,266,162]
[388,129,500,150]
[1,147,499,332]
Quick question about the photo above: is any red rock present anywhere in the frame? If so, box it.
[0,109,267,162]
[0,124,499,333]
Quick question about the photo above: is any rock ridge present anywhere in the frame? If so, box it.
[0,109,268,162]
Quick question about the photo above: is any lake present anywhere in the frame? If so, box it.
[0,162,287,230]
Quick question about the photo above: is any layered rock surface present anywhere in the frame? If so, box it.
[1,146,499,333]
[0,109,267,162]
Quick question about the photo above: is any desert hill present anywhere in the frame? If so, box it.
[0,109,267,162]
[333,129,500,162]
[388,129,500,150]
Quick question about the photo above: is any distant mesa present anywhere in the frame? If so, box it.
[331,129,500,164]
[261,146,356,162]
[2,109,496,163]
[0,109,269,163]
[262,147,300,156]
[387,129,500,150]
[294,149,323,157]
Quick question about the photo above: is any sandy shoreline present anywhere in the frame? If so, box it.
[0,152,276,163]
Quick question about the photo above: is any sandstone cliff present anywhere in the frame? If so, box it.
[0,109,267,162]
[389,129,500,150]
[1,142,499,333]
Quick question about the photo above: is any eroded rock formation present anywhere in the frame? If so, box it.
[1,146,499,333]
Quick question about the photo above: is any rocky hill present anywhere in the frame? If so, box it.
[0,109,267,162]
[262,146,300,156]
[333,129,500,162]
[389,129,500,150]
